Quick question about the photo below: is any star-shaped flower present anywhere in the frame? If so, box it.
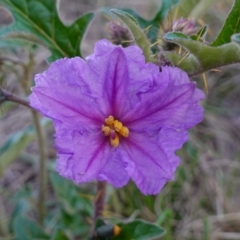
[29,39,204,195]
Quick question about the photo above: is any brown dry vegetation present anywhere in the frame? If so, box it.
[0,1,240,240]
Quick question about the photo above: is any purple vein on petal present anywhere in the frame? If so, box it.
[104,48,128,117]
[124,84,194,124]
[33,89,104,124]
[81,138,107,175]
[125,138,172,178]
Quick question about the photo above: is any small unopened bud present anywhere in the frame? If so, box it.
[172,18,198,36]
[106,21,133,47]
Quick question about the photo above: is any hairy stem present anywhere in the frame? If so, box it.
[0,88,33,109]
[31,110,47,225]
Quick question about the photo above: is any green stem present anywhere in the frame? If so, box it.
[1,47,48,227]
[31,110,47,225]
[21,51,47,226]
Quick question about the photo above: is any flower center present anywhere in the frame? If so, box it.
[101,115,129,147]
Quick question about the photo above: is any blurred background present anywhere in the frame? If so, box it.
[0,0,240,239]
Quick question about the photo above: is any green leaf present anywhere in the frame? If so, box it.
[164,51,199,73]
[155,0,179,21]
[50,229,69,240]
[13,215,49,240]
[163,32,189,40]
[0,0,94,61]
[163,31,240,76]
[49,173,93,237]
[113,220,165,240]
[111,9,153,62]
[0,119,50,178]
[232,33,240,45]
[50,172,93,216]
[190,25,208,41]
[211,0,240,46]
[105,0,178,45]
[9,186,34,232]
[123,0,179,27]
[95,218,106,229]
[197,25,208,38]
[0,126,35,178]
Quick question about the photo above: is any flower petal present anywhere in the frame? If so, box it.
[122,67,204,131]
[55,127,112,183]
[30,57,105,130]
[87,41,130,117]
[86,39,159,118]
[122,131,173,195]
[97,149,134,188]
[158,127,188,172]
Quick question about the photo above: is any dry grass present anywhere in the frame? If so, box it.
[0,1,240,240]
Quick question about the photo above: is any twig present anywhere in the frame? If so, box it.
[0,87,33,109]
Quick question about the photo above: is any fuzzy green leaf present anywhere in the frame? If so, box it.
[190,25,208,41]
[155,0,179,21]
[107,0,178,45]
[163,31,240,76]
[111,9,153,62]
[211,0,240,46]
[50,229,69,240]
[232,33,240,45]
[13,215,49,240]
[163,32,189,40]
[164,51,199,73]
[113,220,165,240]
[0,126,35,178]
[0,119,50,178]
[0,0,94,61]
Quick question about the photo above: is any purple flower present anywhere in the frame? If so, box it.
[29,39,204,195]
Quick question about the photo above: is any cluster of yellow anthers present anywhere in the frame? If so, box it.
[102,115,129,147]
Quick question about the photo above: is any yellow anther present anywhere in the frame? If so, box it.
[102,125,111,136]
[105,115,114,125]
[102,116,129,147]
[110,132,119,147]
[113,120,123,132]
[119,126,129,137]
